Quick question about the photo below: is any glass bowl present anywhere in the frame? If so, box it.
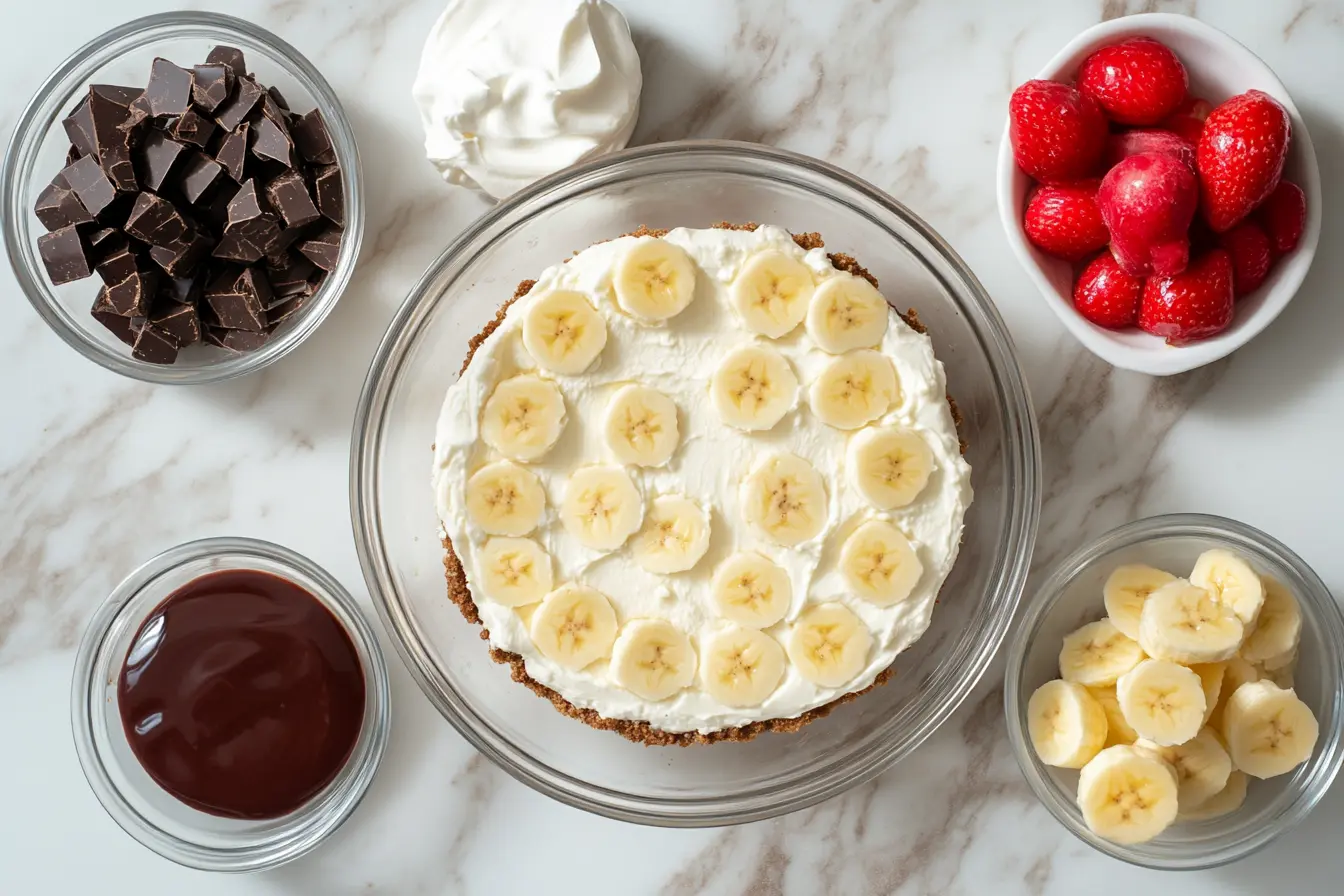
[351,140,1041,826]
[1004,514,1344,869]
[71,537,391,872]
[1,12,363,385]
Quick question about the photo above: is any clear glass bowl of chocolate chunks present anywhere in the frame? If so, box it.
[1,12,361,382]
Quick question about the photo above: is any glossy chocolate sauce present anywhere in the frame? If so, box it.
[118,569,365,819]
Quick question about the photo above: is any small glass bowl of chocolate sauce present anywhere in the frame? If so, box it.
[71,537,390,871]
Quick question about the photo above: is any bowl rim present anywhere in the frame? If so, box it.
[0,10,364,385]
[995,12,1323,376]
[1003,512,1344,870]
[349,137,1042,827]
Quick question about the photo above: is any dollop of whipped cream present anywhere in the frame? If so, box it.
[412,0,642,200]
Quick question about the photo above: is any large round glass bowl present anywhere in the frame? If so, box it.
[351,141,1041,826]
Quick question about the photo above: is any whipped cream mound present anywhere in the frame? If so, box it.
[432,226,973,735]
[412,0,642,200]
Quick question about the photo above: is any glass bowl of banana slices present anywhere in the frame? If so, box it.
[1005,513,1344,869]
[352,140,1039,825]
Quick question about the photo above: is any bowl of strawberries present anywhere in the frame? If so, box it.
[997,13,1320,376]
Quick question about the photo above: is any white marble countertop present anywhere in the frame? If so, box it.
[4,0,1342,892]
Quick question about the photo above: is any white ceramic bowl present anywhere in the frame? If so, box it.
[996,13,1321,377]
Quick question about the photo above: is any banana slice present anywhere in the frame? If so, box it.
[1077,745,1180,845]
[1191,549,1265,627]
[1239,578,1302,664]
[808,350,900,430]
[610,618,697,701]
[477,537,553,607]
[1027,679,1109,769]
[730,250,815,337]
[613,238,697,322]
[1139,580,1244,664]
[560,465,642,550]
[701,626,787,707]
[1191,662,1226,725]
[787,602,872,688]
[1137,728,1233,809]
[529,584,618,670]
[1178,770,1248,822]
[1103,565,1178,641]
[1058,619,1145,687]
[465,461,546,536]
[1220,680,1319,779]
[709,552,792,628]
[839,520,923,607]
[603,384,679,467]
[480,374,567,461]
[1088,685,1139,747]
[1206,656,1261,736]
[631,495,711,574]
[710,344,799,431]
[1117,658,1207,747]
[740,452,828,546]
[521,290,608,374]
[805,274,889,353]
[847,426,934,510]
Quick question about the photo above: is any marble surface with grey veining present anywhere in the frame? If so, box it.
[4,0,1344,892]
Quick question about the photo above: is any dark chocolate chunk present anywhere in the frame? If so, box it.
[266,86,290,111]
[34,178,95,231]
[145,58,194,117]
[62,155,119,217]
[291,109,335,165]
[91,288,140,345]
[205,46,247,78]
[219,328,270,351]
[87,85,140,163]
[266,293,308,328]
[213,179,280,263]
[124,192,190,247]
[65,145,82,168]
[161,273,202,306]
[101,140,138,192]
[215,122,249,183]
[148,228,210,277]
[312,164,344,226]
[296,225,342,271]
[178,151,224,205]
[62,97,97,157]
[214,76,264,133]
[168,109,216,148]
[105,270,158,317]
[308,267,329,295]
[203,181,240,228]
[236,265,273,310]
[87,226,122,253]
[206,285,266,331]
[37,225,93,284]
[264,170,320,227]
[191,64,234,112]
[150,301,201,346]
[203,326,235,350]
[123,93,152,133]
[266,255,316,297]
[135,131,188,192]
[132,322,180,364]
[96,241,138,286]
[250,109,294,167]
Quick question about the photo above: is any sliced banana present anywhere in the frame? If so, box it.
[1191,549,1265,627]
[805,274,889,353]
[465,461,546,536]
[1206,656,1260,736]
[709,552,792,629]
[477,537,552,607]
[1178,770,1248,822]
[1027,679,1109,769]
[701,626,787,707]
[1116,658,1207,747]
[521,290,608,374]
[1139,580,1244,664]
[740,452,828,546]
[1058,619,1145,687]
[610,618,697,701]
[1191,662,1226,725]
[603,384,680,467]
[808,350,900,430]
[613,238,697,322]
[1076,745,1180,845]
[730,250,815,338]
[839,520,923,607]
[529,584,618,671]
[847,426,934,510]
[1239,578,1302,664]
[787,602,872,688]
[631,495,711,574]
[1103,564,1178,641]
[710,343,799,431]
[1088,685,1139,747]
[560,465,642,551]
[1137,728,1233,809]
[480,374,567,461]
[1220,680,1319,779]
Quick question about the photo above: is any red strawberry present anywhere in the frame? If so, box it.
[1073,253,1143,329]
[1217,221,1273,298]
[1257,180,1306,256]
[1139,249,1235,344]
[1009,80,1108,183]
[1197,90,1291,232]
[1161,96,1213,144]
[1097,151,1198,277]
[1105,129,1196,173]
[1023,180,1109,261]
[1078,37,1188,125]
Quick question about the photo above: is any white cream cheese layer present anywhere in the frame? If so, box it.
[432,225,973,734]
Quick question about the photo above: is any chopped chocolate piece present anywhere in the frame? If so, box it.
[191,63,234,112]
[37,225,93,284]
[213,179,280,263]
[91,288,140,345]
[296,225,342,271]
[168,109,216,148]
[124,192,191,247]
[65,146,82,168]
[311,164,344,226]
[101,140,138,192]
[105,270,158,317]
[161,273,202,305]
[214,76,264,133]
[219,327,270,351]
[145,58,194,117]
[207,284,266,331]
[203,181,240,228]
[264,170,320,227]
[236,265,273,309]
[215,122,249,182]
[62,97,97,157]
[148,229,210,278]
[266,293,308,328]
[178,151,224,204]
[291,109,335,165]
[250,108,294,167]
[63,155,119,217]
[123,93,152,132]
[87,85,139,158]
[132,322,180,364]
[150,301,201,346]
[135,131,188,192]
[34,178,95,231]
[308,267,329,295]
[267,86,290,111]
[95,241,138,286]
[266,255,316,296]
[205,46,247,78]
[203,326,235,350]
[87,227,121,253]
